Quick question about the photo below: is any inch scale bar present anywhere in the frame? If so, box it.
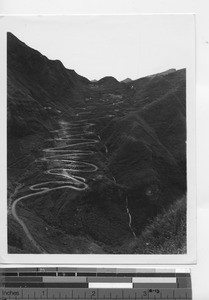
[0,287,192,299]
[0,268,192,300]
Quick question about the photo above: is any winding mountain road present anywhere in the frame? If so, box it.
[11,115,99,253]
[11,109,137,252]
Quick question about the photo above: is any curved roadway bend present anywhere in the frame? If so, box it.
[11,114,100,253]
[11,110,136,252]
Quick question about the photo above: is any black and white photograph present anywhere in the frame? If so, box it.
[5,15,195,256]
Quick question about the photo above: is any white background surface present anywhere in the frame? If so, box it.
[0,14,196,265]
[0,0,209,299]
[1,15,195,81]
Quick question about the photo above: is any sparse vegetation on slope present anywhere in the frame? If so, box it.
[134,196,186,254]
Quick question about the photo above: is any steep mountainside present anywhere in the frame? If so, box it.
[100,87,186,234]
[7,32,89,137]
[127,68,186,109]
[7,32,90,170]
[7,33,187,254]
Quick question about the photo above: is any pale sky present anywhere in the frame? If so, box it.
[4,15,195,81]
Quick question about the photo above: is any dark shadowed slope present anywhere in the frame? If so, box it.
[7,32,90,164]
[7,32,89,108]
[7,32,90,138]
[100,69,186,235]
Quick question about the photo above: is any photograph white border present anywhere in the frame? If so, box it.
[0,14,196,264]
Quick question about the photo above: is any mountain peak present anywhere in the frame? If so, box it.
[98,76,119,83]
[121,78,132,83]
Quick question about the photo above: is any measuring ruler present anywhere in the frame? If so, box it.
[0,268,192,299]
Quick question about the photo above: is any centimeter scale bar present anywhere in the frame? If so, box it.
[0,268,192,300]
